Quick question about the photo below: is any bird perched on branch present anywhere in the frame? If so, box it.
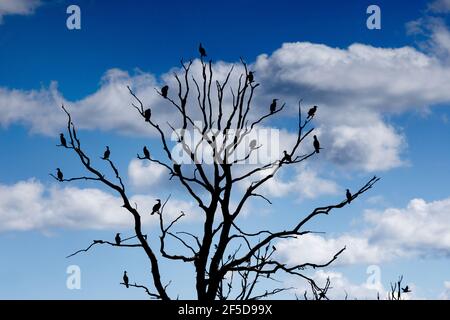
[123,271,129,288]
[151,199,161,215]
[313,135,320,153]
[282,150,292,163]
[115,233,121,245]
[247,71,255,83]
[102,146,110,160]
[56,168,63,181]
[249,139,257,149]
[144,109,151,122]
[270,99,278,113]
[307,106,317,119]
[346,189,352,204]
[199,43,207,58]
[161,85,169,98]
[59,133,67,147]
[143,146,150,159]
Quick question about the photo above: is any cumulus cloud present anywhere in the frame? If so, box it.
[365,197,450,255]
[276,233,395,267]
[0,179,197,232]
[257,165,339,200]
[128,159,167,189]
[0,0,41,23]
[439,281,450,299]
[276,196,450,266]
[428,0,450,13]
[4,36,450,170]
[289,270,385,300]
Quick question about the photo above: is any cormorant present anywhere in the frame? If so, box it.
[307,106,317,119]
[144,109,151,122]
[313,135,320,153]
[173,164,181,175]
[199,43,207,58]
[161,85,169,98]
[402,286,411,293]
[56,168,63,181]
[143,146,150,159]
[123,271,129,288]
[59,133,67,147]
[282,150,292,163]
[346,189,352,204]
[247,71,254,83]
[151,199,161,215]
[249,139,257,149]
[270,99,278,113]
[115,233,121,245]
[103,146,110,160]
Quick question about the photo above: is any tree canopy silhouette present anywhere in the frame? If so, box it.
[53,47,379,301]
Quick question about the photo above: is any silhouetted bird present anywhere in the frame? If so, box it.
[283,150,292,163]
[272,245,277,251]
[313,135,320,153]
[151,199,161,215]
[143,146,150,159]
[247,71,255,83]
[346,189,352,204]
[59,133,67,147]
[102,146,110,160]
[307,106,317,119]
[115,233,121,245]
[173,163,181,175]
[270,99,278,113]
[144,109,151,122]
[402,286,411,293]
[161,85,169,98]
[123,271,129,288]
[249,139,257,149]
[199,43,207,58]
[56,168,63,181]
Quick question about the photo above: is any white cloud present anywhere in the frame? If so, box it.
[275,233,393,266]
[258,166,339,199]
[3,37,450,170]
[439,281,450,299]
[324,120,406,171]
[0,179,197,232]
[365,197,450,255]
[289,270,385,300]
[128,159,167,189]
[0,0,41,23]
[276,196,450,267]
[428,0,450,13]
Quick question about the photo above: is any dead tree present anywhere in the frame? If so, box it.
[56,52,379,301]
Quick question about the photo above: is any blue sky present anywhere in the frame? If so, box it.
[1,0,450,300]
